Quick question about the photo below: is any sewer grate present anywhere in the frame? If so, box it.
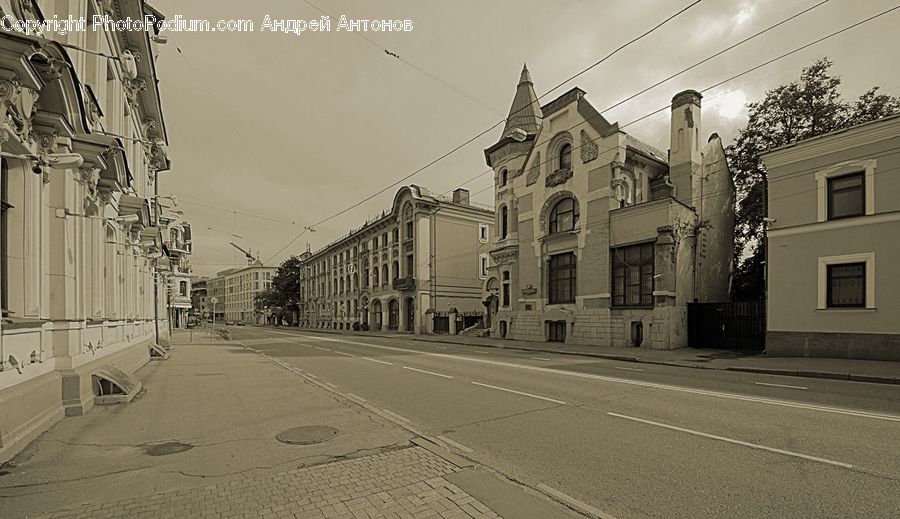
[276,426,339,445]
[144,442,194,456]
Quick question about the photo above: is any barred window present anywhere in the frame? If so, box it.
[827,263,865,308]
[548,253,575,304]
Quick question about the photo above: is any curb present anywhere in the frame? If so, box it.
[266,327,900,386]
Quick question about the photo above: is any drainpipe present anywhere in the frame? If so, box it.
[153,172,160,346]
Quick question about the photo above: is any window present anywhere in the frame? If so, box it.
[405,254,414,276]
[381,264,388,285]
[502,271,511,307]
[548,253,575,304]
[826,262,866,308]
[559,143,572,171]
[392,260,399,280]
[549,198,578,234]
[406,220,413,240]
[612,243,654,307]
[392,228,399,243]
[499,206,508,239]
[479,223,489,243]
[373,266,379,286]
[499,168,508,187]
[827,172,865,220]
[479,254,489,278]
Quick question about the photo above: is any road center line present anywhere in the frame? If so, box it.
[268,331,900,423]
[530,357,553,361]
[334,351,356,357]
[314,346,331,352]
[471,381,567,405]
[614,366,644,372]
[402,366,454,379]
[361,357,393,366]
[754,381,808,390]
[382,409,410,423]
[436,435,474,453]
[607,412,853,469]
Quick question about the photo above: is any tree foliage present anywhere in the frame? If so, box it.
[255,256,305,324]
[726,58,900,300]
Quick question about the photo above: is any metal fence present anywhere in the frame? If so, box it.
[687,300,765,351]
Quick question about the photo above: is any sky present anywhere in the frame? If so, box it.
[148,0,900,277]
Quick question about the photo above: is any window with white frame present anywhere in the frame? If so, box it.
[817,252,875,309]
[815,159,876,222]
[478,223,489,243]
[479,253,489,278]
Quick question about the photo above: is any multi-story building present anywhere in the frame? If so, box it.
[762,114,900,360]
[191,276,208,320]
[299,185,494,334]
[223,264,276,324]
[0,1,171,461]
[159,201,192,328]
[480,66,734,348]
[206,272,228,322]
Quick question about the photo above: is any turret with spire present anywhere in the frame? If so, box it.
[484,64,542,169]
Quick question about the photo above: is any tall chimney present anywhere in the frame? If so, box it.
[669,90,702,207]
[452,188,470,206]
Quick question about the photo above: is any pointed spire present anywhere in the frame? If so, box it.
[503,63,542,137]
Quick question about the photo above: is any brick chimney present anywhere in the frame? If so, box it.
[452,188,470,206]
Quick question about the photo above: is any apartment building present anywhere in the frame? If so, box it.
[223,264,276,324]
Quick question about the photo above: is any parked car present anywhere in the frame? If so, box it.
[186,321,198,329]
[225,320,235,325]
[237,321,246,326]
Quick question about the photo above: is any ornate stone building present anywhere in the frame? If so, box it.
[0,1,172,461]
[481,66,734,348]
[299,186,494,334]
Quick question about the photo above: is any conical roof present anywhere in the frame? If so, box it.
[502,64,542,137]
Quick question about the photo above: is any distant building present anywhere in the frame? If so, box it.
[299,185,494,333]
[762,114,900,360]
[206,273,228,322]
[223,264,276,324]
[159,203,192,328]
[191,277,208,320]
[480,66,734,348]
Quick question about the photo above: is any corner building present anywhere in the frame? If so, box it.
[482,66,735,348]
[300,186,493,334]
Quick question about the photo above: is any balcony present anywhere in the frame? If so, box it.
[392,275,416,291]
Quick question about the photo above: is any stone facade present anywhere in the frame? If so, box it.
[481,65,734,349]
[0,2,173,462]
[298,186,494,334]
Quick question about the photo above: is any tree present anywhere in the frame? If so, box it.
[262,256,305,325]
[726,58,900,300]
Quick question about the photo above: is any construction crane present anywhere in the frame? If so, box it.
[229,242,260,265]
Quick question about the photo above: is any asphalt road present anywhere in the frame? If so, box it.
[228,326,900,519]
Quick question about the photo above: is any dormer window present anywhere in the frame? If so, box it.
[549,197,578,233]
[559,143,572,171]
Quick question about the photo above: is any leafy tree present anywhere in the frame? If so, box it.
[726,58,900,300]
[255,256,305,325]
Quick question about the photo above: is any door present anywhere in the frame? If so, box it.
[405,297,415,332]
[548,321,566,342]
[388,299,400,330]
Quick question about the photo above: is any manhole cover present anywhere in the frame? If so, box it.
[144,442,194,456]
[276,426,339,445]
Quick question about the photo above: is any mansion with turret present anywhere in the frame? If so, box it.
[480,66,735,348]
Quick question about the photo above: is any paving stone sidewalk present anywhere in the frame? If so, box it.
[35,447,500,519]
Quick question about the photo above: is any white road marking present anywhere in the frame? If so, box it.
[314,346,331,352]
[402,366,454,379]
[335,351,356,357]
[530,357,553,361]
[607,412,853,469]
[435,346,449,350]
[382,409,411,423]
[754,381,808,390]
[613,366,644,372]
[267,331,900,423]
[324,382,339,389]
[346,393,367,402]
[361,357,393,366]
[472,351,490,355]
[436,435,474,453]
[471,381,567,405]
[537,483,620,519]
[306,373,317,379]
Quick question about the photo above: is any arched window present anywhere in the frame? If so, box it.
[549,198,579,234]
[179,281,187,297]
[559,143,572,171]
[381,264,388,285]
[373,266,379,286]
[499,168,508,187]
[392,260,399,280]
[499,205,508,239]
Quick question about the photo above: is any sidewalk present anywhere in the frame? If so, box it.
[284,326,900,385]
[0,331,574,519]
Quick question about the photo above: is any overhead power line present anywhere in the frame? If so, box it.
[264,0,703,263]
